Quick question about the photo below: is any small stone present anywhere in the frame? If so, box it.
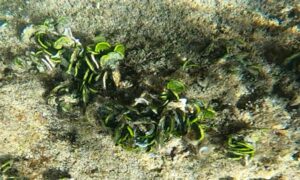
[290,95,300,107]
[0,19,7,28]
[21,25,36,44]
[199,146,209,155]
[291,151,300,161]
[272,124,288,130]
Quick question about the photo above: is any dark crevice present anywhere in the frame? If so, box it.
[42,168,71,180]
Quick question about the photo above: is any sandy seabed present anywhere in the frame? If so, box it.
[0,0,299,179]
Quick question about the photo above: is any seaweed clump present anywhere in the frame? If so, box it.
[227,136,255,160]
[0,155,28,179]
[28,20,217,151]
[97,80,216,150]
[30,20,125,109]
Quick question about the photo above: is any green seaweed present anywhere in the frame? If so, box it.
[0,155,28,179]
[29,20,216,152]
[227,136,255,160]
[31,23,125,107]
[97,84,215,150]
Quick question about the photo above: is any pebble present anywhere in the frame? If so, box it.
[0,19,7,28]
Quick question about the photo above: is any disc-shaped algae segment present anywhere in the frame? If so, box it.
[53,36,74,49]
[95,42,111,53]
[114,44,125,57]
[167,80,185,95]
[100,52,124,69]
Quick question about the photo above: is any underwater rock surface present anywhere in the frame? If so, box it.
[0,0,299,179]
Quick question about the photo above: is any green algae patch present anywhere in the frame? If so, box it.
[27,20,218,151]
